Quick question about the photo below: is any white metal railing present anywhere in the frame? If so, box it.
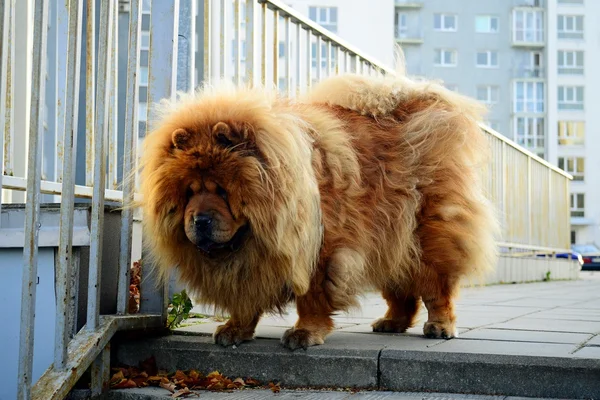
[481,124,572,253]
[202,0,394,94]
[0,0,572,398]
[1,0,169,399]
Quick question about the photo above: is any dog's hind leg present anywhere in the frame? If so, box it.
[372,288,420,333]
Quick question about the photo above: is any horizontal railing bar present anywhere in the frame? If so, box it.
[31,315,163,400]
[257,0,394,74]
[497,241,573,254]
[2,175,142,203]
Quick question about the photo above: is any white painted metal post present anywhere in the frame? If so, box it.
[17,0,49,397]
[118,0,143,315]
[85,0,95,187]
[0,0,15,218]
[55,0,83,370]
[87,0,114,332]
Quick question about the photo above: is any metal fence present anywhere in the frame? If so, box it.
[0,0,571,398]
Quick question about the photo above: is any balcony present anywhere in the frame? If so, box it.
[512,29,545,47]
[512,8,545,47]
[512,66,545,79]
[395,0,423,9]
[395,28,424,44]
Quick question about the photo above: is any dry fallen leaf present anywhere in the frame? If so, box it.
[172,387,198,398]
[269,382,281,393]
[160,378,177,393]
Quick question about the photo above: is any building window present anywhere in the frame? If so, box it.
[475,15,499,33]
[434,49,457,67]
[477,85,499,104]
[571,230,576,245]
[558,121,585,145]
[514,81,544,113]
[558,86,584,110]
[311,43,337,69]
[570,193,584,217]
[395,12,408,36]
[559,157,584,181]
[557,15,584,39]
[515,117,544,149]
[476,50,499,67]
[557,50,584,74]
[309,7,338,33]
[434,14,457,31]
[513,10,544,43]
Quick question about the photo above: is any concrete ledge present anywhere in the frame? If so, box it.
[379,349,600,399]
[115,335,380,389]
[114,333,600,399]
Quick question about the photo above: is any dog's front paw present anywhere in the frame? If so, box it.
[281,328,324,350]
[372,317,410,333]
[423,321,457,339]
[213,323,255,347]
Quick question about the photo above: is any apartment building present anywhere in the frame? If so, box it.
[392,0,600,249]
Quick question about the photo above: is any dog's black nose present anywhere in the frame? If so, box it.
[194,214,213,234]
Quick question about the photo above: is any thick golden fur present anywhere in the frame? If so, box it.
[139,71,499,349]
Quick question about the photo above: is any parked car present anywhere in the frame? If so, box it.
[571,244,600,271]
[536,251,583,268]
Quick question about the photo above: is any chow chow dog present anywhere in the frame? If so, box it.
[139,72,499,350]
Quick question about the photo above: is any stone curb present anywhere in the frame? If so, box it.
[114,334,600,399]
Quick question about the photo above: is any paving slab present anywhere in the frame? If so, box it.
[420,338,576,357]
[586,334,600,346]
[458,328,591,344]
[572,346,600,358]
[490,317,600,333]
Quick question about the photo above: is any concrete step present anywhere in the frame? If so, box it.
[112,332,600,400]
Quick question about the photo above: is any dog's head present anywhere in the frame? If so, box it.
[138,86,322,296]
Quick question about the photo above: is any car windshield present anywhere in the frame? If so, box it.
[571,244,600,254]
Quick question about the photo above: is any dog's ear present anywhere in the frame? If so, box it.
[172,128,191,149]
[212,121,248,148]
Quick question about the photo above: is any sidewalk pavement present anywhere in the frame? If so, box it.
[114,272,600,399]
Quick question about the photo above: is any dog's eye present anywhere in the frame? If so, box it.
[216,134,234,148]
[185,187,194,199]
[216,185,228,201]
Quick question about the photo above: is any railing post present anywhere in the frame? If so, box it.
[245,0,258,87]
[527,155,532,247]
[0,0,15,217]
[17,0,49,398]
[146,0,180,322]
[118,0,143,315]
[55,0,83,370]
[87,0,114,332]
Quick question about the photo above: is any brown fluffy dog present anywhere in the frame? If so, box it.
[139,73,499,350]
